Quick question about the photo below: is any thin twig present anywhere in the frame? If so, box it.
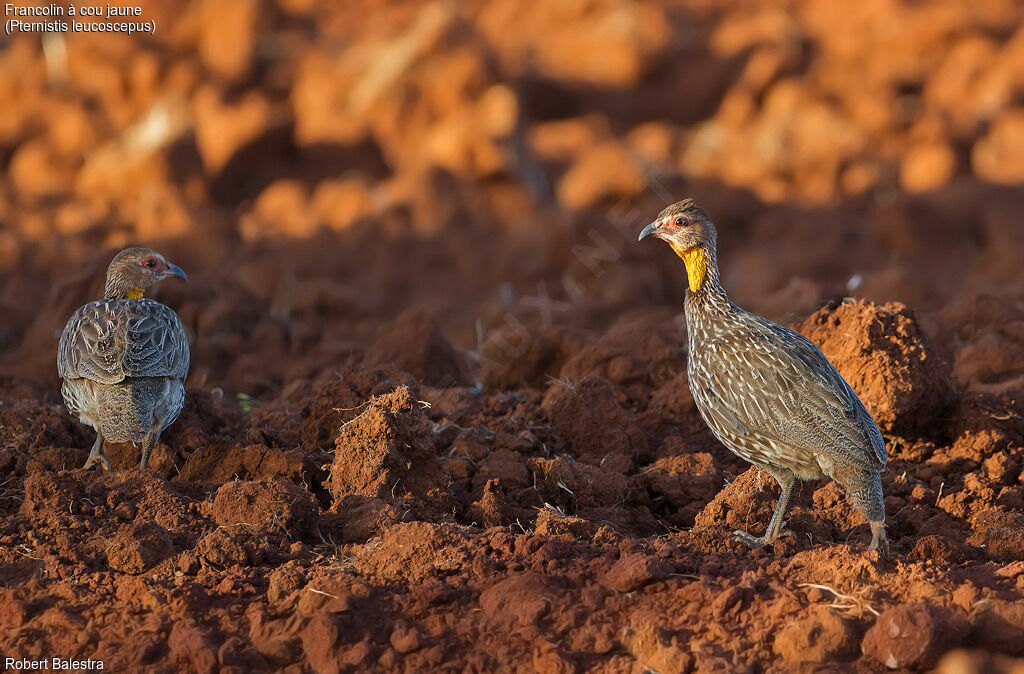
[799,582,880,618]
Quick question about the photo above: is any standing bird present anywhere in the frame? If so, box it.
[58,248,190,471]
[639,200,889,556]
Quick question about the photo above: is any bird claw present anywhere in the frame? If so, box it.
[82,454,113,473]
[731,528,795,549]
[868,523,890,559]
[731,530,768,548]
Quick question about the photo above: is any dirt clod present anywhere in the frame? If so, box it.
[329,386,449,512]
[862,602,969,669]
[212,479,316,535]
[599,554,671,593]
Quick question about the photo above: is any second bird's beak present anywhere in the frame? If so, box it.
[164,263,188,282]
[638,222,659,241]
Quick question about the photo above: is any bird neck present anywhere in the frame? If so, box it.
[672,244,726,301]
[104,278,146,300]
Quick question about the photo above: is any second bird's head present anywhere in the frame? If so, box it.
[638,198,718,292]
[104,247,188,300]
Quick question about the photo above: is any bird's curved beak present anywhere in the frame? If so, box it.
[638,222,659,241]
[163,263,188,282]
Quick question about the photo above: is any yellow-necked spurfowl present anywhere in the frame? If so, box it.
[639,199,889,556]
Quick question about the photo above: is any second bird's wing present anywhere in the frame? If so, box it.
[58,299,190,384]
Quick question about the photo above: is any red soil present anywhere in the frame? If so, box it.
[2,0,1024,672]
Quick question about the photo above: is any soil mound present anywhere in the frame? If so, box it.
[329,386,451,513]
[799,298,953,437]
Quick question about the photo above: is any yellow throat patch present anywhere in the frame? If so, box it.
[127,287,145,299]
[671,244,706,292]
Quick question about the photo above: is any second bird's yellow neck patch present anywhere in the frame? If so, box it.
[127,287,145,299]
[670,244,707,292]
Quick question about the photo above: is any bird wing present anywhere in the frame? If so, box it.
[58,299,190,384]
[693,315,886,472]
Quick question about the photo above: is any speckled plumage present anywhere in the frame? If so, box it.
[640,200,889,555]
[57,248,189,471]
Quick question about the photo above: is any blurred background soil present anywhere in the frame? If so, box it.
[1,0,1024,671]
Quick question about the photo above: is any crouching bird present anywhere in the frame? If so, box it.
[58,247,190,471]
[639,200,889,556]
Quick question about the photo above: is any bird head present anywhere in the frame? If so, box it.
[638,198,718,292]
[103,247,188,300]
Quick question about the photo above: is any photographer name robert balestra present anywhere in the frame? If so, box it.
[5,657,104,670]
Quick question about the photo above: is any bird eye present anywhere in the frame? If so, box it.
[145,258,157,268]
[675,217,686,226]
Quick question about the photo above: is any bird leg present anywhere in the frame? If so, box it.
[835,467,890,558]
[82,434,113,472]
[139,430,159,470]
[732,470,796,549]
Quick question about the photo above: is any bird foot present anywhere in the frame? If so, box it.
[82,453,113,472]
[731,528,795,549]
[868,522,890,559]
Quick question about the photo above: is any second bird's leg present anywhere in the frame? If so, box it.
[837,467,890,558]
[82,434,113,472]
[139,430,159,470]
[732,468,796,549]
